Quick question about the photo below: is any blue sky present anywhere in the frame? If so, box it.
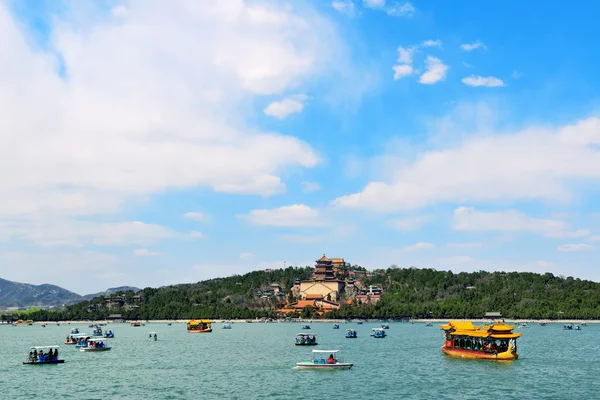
[2,0,600,294]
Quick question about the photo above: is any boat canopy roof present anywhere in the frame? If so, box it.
[149,332,157,334]
[440,320,522,339]
[70,333,88,337]
[312,350,339,353]
[372,328,385,331]
[296,333,316,336]
[187,319,212,325]
[346,329,356,332]
[30,346,60,350]
[88,338,107,342]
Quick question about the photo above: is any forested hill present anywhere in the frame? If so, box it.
[9,266,600,321]
[362,268,600,319]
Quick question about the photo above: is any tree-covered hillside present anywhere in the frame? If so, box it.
[8,266,600,321]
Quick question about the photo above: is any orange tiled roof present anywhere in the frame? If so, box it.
[330,258,344,263]
[318,254,329,261]
[296,300,316,308]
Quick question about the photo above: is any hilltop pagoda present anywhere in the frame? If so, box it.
[313,255,336,281]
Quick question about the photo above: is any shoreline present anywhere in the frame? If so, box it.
[3,318,598,325]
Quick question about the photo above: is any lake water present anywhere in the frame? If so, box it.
[1,321,598,399]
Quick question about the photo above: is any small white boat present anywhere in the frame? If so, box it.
[149,332,158,341]
[301,324,311,330]
[65,333,89,345]
[23,345,64,365]
[222,323,232,329]
[296,350,352,370]
[79,338,111,352]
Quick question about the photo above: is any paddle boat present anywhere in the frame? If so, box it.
[296,350,353,370]
[564,324,573,330]
[92,325,103,336]
[80,338,111,352]
[75,336,92,348]
[23,346,64,365]
[575,324,582,331]
[149,332,158,341]
[130,321,142,327]
[65,333,88,345]
[41,323,46,328]
[70,328,79,334]
[187,319,212,333]
[381,324,390,329]
[301,324,311,330]
[345,329,357,338]
[103,329,114,338]
[167,323,172,326]
[295,333,318,346]
[538,322,547,326]
[371,328,387,338]
[222,323,232,329]
[425,322,433,327]
[440,321,521,361]
[88,324,94,328]
[519,322,529,328]
[333,324,340,329]
[356,321,363,325]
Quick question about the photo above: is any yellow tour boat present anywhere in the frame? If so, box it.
[187,319,212,333]
[440,321,521,361]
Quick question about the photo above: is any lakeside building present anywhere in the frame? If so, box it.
[276,296,341,315]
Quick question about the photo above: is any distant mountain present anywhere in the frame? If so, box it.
[0,278,82,308]
[81,286,140,300]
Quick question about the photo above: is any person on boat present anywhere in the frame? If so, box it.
[53,348,58,361]
[28,351,34,362]
[154,333,157,340]
[48,348,54,360]
[149,333,152,338]
[327,354,335,364]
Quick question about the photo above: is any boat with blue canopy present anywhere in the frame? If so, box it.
[345,329,357,338]
[80,338,111,352]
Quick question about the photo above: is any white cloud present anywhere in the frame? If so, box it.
[332,0,355,15]
[462,75,504,87]
[418,56,448,84]
[452,207,566,233]
[393,64,414,80]
[558,244,595,252]
[134,248,163,256]
[240,252,255,260]
[111,5,128,17]
[238,204,325,227]
[387,2,415,17]
[0,0,344,221]
[0,219,174,247]
[301,181,321,193]
[387,215,430,231]
[264,94,309,119]
[589,236,600,242]
[189,231,204,240]
[437,256,474,265]
[460,41,486,51]
[422,39,442,48]
[397,46,415,64]
[184,212,206,222]
[446,242,484,249]
[363,0,386,8]
[545,229,590,239]
[332,116,600,212]
[402,242,435,251]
